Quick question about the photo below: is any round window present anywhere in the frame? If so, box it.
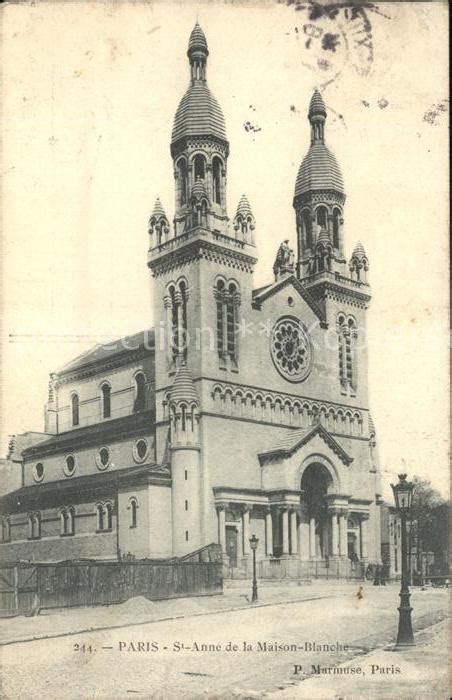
[64,454,76,477]
[33,462,44,482]
[270,316,313,383]
[133,438,149,463]
[100,447,109,466]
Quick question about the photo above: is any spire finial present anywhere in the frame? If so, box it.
[187,23,208,83]
[308,89,327,144]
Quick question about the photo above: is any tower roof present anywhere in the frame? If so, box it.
[294,90,344,200]
[317,227,331,246]
[172,25,227,145]
[191,176,209,201]
[294,144,344,197]
[150,197,167,220]
[172,85,227,143]
[352,241,367,258]
[309,89,327,118]
[188,22,208,53]
[170,364,199,404]
[235,194,253,218]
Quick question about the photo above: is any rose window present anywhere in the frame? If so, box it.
[270,317,312,382]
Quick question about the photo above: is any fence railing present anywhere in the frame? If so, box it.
[0,544,223,617]
[257,558,366,581]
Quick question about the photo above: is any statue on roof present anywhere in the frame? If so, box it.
[273,240,295,281]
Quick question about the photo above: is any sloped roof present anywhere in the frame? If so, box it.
[309,89,327,118]
[22,410,154,459]
[258,423,353,466]
[170,363,199,404]
[352,241,367,258]
[172,83,227,143]
[294,143,344,198]
[150,197,167,221]
[252,274,326,325]
[188,22,208,53]
[57,329,154,376]
[235,194,253,218]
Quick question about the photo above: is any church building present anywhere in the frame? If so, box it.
[0,24,382,576]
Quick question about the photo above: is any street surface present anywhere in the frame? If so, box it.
[0,585,449,698]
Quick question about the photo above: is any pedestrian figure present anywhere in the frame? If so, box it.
[373,564,381,586]
[356,586,364,600]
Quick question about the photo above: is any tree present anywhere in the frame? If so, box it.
[409,477,448,575]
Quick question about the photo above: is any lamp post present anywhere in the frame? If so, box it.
[391,473,415,649]
[249,534,259,602]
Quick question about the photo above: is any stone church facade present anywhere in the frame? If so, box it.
[0,24,383,574]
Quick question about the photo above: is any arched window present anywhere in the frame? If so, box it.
[1,518,10,543]
[316,206,328,231]
[101,383,111,419]
[130,498,138,528]
[215,280,226,357]
[179,280,188,361]
[176,158,188,206]
[193,154,206,181]
[301,210,312,249]
[332,209,341,248]
[105,503,113,531]
[215,279,240,365]
[167,280,189,363]
[337,315,358,393]
[226,282,238,362]
[60,508,75,536]
[212,157,222,205]
[134,373,146,412]
[29,513,41,540]
[96,504,104,531]
[71,393,79,426]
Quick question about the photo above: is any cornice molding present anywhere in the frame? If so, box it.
[22,410,155,460]
[148,236,257,278]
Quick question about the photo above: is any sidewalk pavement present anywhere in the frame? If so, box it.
[0,579,355,646]
[269,618,451,699]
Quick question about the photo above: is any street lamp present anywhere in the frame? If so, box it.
[249,534,259,602]
[391,473,415,649]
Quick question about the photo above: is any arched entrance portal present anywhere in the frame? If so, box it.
[301,462,334,560]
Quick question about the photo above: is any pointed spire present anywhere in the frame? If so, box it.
[191,175,209,202]
[151,196,167,220]
[351,240,367,258]
[308,89,327,118]
[235,194,253,219]
[170,363,199,404]
[187,22,208,83]
[308,88,326,144]
[233,194,255,240]
[188,22,208,54]
[148,197,170,243]
[317,227,331,247]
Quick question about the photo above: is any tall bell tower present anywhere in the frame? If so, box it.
[293,89,372,404]
[147,24,257,468]
[171,22,230,238]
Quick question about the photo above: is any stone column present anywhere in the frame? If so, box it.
[331,511,339,557]
[242,506,251,556]
[217,506,226,553]
[282,509,290,555]
[290,510,298,555]
[309,516,316,559]
[265,508,273,556]
[339,511,348,557]
[360,516,369,560]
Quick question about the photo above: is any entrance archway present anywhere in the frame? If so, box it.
[300,462,334,559]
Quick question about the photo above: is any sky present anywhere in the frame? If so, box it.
[1,1,449,500]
